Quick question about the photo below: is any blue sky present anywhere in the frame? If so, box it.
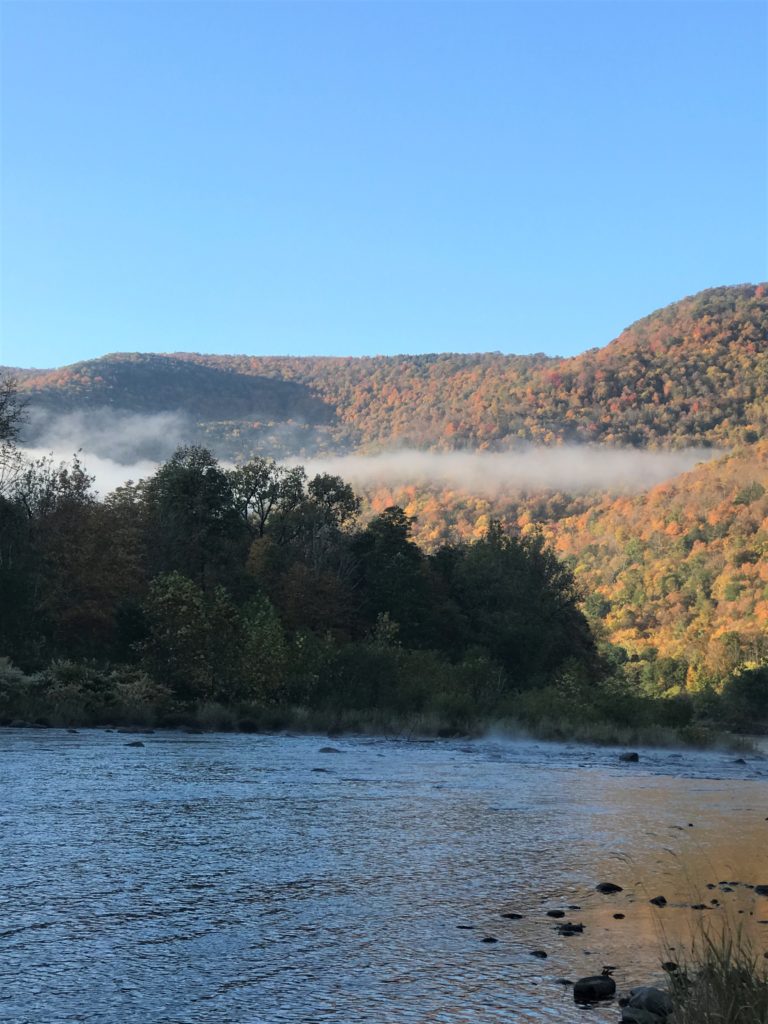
[1,1,766,368]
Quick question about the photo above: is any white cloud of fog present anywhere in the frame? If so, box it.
[18,405,721,499]
[296,446,720,495]
[24,408,191,463]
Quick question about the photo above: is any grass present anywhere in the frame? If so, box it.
[664,923,768,1024]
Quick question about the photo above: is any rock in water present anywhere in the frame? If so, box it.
[620,751,640,762]
[556,921,584,936]
[318,746,342,754]
[625,986,673,1018]
[125,740,145,748]
[596,882,624,894]
[573,974,616,1003]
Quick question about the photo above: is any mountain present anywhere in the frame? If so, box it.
[7,283,768,456]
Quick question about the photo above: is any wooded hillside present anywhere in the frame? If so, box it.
[7,283,767,453]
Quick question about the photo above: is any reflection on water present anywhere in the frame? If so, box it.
[1,731,766,1023]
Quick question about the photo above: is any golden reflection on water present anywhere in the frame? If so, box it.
[530,773,768,998]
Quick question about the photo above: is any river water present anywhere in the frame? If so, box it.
[1,729,767,1024]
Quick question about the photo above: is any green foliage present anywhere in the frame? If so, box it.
[142,446,247,589]
[720,666,768,730]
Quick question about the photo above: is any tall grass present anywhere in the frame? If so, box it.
[665,923,768,1024]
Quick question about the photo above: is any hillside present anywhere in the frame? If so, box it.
[7,283,768,456]
[549,442,768,684]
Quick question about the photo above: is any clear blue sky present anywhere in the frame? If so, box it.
[1,1,766,368]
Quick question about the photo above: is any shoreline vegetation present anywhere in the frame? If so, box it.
[0,658,755,753]
[664,925,768,1024]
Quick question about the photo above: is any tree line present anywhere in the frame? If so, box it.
[0,377,603,728]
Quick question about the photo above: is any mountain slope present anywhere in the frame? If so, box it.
[7,283,767,455]
[548,442,768,681]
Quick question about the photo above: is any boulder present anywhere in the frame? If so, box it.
[596,882,624,894]
[620,752,640,762]
[649,895,668,906]
[620,986,674,1023]
[573,974,616,1003]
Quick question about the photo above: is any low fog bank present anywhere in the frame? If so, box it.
[16,442,720,499]
[17,408,720,497]
[296,446,720,495]
[22,408,193,463]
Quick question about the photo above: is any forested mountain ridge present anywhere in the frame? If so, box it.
[6,283,767,454]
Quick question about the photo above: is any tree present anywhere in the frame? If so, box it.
[141,572,211,701]
[228,457,304,539]
[0,374,24,447]
[448,523,595,684]
[142,446,248,589]
[351,506,433,647]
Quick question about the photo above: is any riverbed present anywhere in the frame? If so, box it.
[1,729,767,1023]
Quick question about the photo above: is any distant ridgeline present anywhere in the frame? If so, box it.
[5,281,768,688]
[7,283,768,456]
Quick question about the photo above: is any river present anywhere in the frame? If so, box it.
[1,729,767,1023]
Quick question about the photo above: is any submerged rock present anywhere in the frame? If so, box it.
[530,949,548,958]
[545,909,565,918]
[556,921,584,936]
[573,973,616,1003]
[620,985,673,1022]
[125,740,145,748]
[500,911,524,919]
[318,746,342,754]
